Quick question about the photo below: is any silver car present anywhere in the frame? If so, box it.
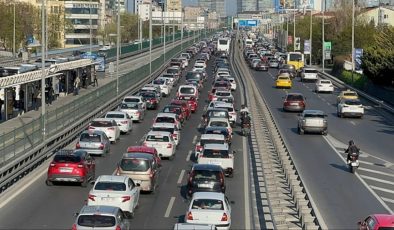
[73,205,130,230]
[76,130,111,156]
[298,110,328,135]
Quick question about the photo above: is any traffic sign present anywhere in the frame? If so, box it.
[239,20,259,27]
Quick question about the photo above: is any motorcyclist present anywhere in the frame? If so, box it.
[345,140,360,163]
[240,104,250,116]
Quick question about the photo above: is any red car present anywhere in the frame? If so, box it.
[127,146,161,167]
[170,99,191,120]
[46,150,95,187]
[283,93,306,112]
[359,214,394,230]
[177,96,198,113]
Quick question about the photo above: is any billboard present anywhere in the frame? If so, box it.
[275,0,317,12]
[304,40,311,54]
[354,48,363,71]
[239,20,259,27]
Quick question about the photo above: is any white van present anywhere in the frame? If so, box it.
[177,85,198,98]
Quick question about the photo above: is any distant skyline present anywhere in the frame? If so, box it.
[183,0,238,16]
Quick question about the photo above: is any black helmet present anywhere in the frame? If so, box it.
[349,140,354,145]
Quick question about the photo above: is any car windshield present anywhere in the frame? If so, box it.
[180,87,195,94]
[203,149,229,158]
[193,170,221,181]
[214,82,228,88]
[216,92,231,97]
[287,95,304,101]
[201,139,225,145]
[152,127,175,133]
[54,155,81,163]
[155,117,175,123]
[120,103,138,109]
[146,135,170,142]
[106,113,125,119]
[78,215,116,227]
[209,121,228,127]
[304,113,325,118]
[320,80,331,84]
[123,98,139,103]
[192,199,224,210]
[120,158,150,172]
[94,182,126,191]
[90,121,112,127]
[80,133,101,143]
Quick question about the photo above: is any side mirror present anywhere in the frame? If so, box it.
[90,180,96,185]
[74,212,79,217]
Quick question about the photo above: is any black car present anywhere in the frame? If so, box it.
[187,164,226,196]
[139,92,159,110]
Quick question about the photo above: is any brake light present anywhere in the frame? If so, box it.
[220,173,224,184]
[99,143,105,150]
[77,164,84,168]
[136,111,141,115]
[172,134,178,138]
[115,225,121,230]
[221,213,228,221]
[107,127,115,130]
[187,211,193,220]
[71,224,77,230]
[167,143,173,148]
[76,142,80,149]
[122,195,131,202]
[121,121,128,124]
[88,194,96,201]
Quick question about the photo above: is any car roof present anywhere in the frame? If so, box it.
[207,108,228,112]
[303,110,325,115]
[81,130,106,136]
[122,152,154,159]
[79,205,120,215]
[152,122,176,128]
[203,143,229,150]
[192,192,225,200]
[208,117,229,122]
[157,112,177,118]
[201,134,225,140]
[192,164,223,171]
[147,130,172,136]
[124,95,142,99]
[372,214,394,226]
[304,67,316,71]
[96,175,128,183]
[212,101,233,107]
[106,111,127,115]
[93,118,115,122]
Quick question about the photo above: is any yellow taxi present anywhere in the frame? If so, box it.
[337,89,359,103]
[276,74,292,89]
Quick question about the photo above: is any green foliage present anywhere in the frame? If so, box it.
[340,70,368,89]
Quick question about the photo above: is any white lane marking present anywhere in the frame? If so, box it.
[381,197,394,204]
[350,121,356,126]
[192,135,197,144]
[360,175,394,186]
[164,197,176,218]
[370,186,394,195]
[358,168,394,178]
[242,136,252,229]
[197,124,201,129]
[177,170,185,184]
[359,160,375,166]
[323,136,394,214]
[186,150,192,162]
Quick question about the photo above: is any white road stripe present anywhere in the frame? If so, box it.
[370,186,394,195]
[164,197,176,218]
[242,137,252,229]
[350,121,356,126]
[381,197,394,204]
[177,170,185,184]
[360,175,394,186]
[359,160,375,166]
[192,135,197,144]
[358,168,394,178]
[197,124,201,128]
[186,150,192,162]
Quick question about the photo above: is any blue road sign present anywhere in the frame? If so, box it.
[239,20,258,27]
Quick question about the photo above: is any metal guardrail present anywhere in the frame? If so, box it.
[0,32,214,194]
[318,71,394,114]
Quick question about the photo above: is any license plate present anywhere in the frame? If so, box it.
[59,168,73,173]
[101,197,114,201]
[351,162,359,166]
[209,161,222,166]
[198,183,214,189]
[290,103,298,106]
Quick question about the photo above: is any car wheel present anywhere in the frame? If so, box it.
[228,172,234,178]
[126,211,134,219]
[46,180,53,186]
[322,130,328,136]
[81,178,88,187]
[298,127,304,135]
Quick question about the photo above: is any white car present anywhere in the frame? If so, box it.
[104,111,133,134]
[206,118,233,139]
[227,77,237,91]
[208,101,237,126]
[197,143,234,177]
[87,175,140,218]
[180,53,191,60]
[195,134,226,158]
[88,118,120,143]
[118,102,145,122]
[151,122,181,146]
[185,192,232,230]
[212,90,234,103]
[337,99,364,118]
[193,64,206,72]
[143,131,176,159]
[315,79,334,93]
[152,78,171,97]
[195,60,207,68]
[301,68,318,82]
[122,95,146,110]
[154,112,181,129]
[179,57,189,67]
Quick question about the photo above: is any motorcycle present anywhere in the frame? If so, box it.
[348,152,360,173]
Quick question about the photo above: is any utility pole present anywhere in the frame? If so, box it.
[116,0,120,95]
[149,1,152,74]
[322,0,325,72]
[351,0,355,85]
[41,0,46,139]
[89,0,92,53]
[164,9,166,61]
[293,0,296,51]
[309,9,313,65]
[181,12,184,51]
[13,1,16,58]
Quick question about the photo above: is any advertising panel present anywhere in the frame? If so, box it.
[304,40,311,54]
[354,48,363,71]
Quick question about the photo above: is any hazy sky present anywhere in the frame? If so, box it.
[183,0,238,16]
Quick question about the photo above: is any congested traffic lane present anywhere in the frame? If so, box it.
[0,50,249,229]
[248,63,393,228]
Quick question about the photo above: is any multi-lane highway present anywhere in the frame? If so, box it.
[0,48,252,229]
[244,51,394,228]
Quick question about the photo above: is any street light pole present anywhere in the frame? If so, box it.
[309,9,313,65]
[351,0,355,85]
[116,0,120,95]
[164,10,166,61]
[89,0,92,53]
[41,0,46,139]
[181,12,184,51]
[172,10,175,49]
[149,1,152,74]
[293,0,296,51]
[322,0,325,72]
[13,1,16,58]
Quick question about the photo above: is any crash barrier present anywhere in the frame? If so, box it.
[233,38,322,230]
[318,71,394,115]
[0,32,214,194]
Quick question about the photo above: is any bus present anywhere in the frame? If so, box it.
[287,52,304,71]
[217,38,231,55]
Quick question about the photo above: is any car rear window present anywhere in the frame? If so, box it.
[167,68,178,74]
[345,100,362,105]
[202,149,229,158]
[214,82,228,88]
[180,87,195,94]
[208,111,228,118]
[91,121,112,127]
[201,139,225,145]
[153,79,165,85]
[216,92,231,97]
[192,199,224,210]
[278,76,289,80]
[80,133,101,143]
[216,106,234,113]
[78,215,116,227]
[304,113,325,118]
[305,69,318,73]
[193,170,221,180]
[120,103,138,109]
[146,135,170,142]
[120,158,150,172]
[155,117,175,123]
[94,182,126,191]
[163,107,181,114]
[186,74,201,81]
[320,80,331,84]
[106,113,125,119]
[287,95,304,100]
[54,155,81,163]
[209,121,228,127]
[123,98,139,103]
[152,127,175,133]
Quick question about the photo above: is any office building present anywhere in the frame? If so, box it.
[237,0,258,13]
[138,1,162,21]
[166,0,181,11]
[258,0,274,11]
[198,0,226,17]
